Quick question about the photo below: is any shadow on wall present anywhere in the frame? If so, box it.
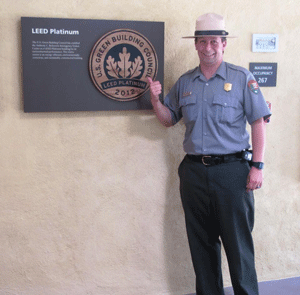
[128,112,195,295]
[161,123,196,295]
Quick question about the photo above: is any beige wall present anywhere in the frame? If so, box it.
[1,0,299,294]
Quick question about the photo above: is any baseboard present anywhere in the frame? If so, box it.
[184,276,300,295]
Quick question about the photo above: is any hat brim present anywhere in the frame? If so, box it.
[182,35,237,39]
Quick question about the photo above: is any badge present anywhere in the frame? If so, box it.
[248,80,259,94]
[224,83,232,92]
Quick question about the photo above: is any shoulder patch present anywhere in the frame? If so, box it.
[248,80,259,94]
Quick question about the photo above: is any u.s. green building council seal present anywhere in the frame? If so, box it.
[89,29,158,101]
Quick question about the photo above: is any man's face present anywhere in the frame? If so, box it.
[195,36,227,67]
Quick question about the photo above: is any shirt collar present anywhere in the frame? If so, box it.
[192,61,227,81]
[191,66,202,81]
[215,61,227,80]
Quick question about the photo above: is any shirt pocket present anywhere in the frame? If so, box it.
[212,94,239,124]
[179,95,198,124]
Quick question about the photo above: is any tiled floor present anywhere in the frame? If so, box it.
[186,276,300,295]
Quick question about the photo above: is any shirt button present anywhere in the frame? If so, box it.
[224,103,227,106]
[206,83,209,86]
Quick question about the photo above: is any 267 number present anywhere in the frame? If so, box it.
[258,77,268,84]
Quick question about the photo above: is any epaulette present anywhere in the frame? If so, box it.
[179,66,200,79]
[226,62,250,77]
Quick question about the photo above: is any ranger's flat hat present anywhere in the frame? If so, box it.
[183,13,237,38]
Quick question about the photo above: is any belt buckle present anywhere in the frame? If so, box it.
[202,156,211,166]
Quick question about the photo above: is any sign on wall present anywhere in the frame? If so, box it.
[249,63,277,87]
[252,34,279,52]
[21,17,164,112]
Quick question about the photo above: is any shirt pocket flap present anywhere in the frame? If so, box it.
[179,95,197,107]
[213,95,238,108]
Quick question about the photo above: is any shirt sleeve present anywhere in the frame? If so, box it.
[244,72,272,125]
[163,80,182,125]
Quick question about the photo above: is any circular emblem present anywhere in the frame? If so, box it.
[89,29,158,101]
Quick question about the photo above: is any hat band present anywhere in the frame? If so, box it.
[195,30,229,36]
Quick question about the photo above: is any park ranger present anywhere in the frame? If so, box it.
[148,13,271,295]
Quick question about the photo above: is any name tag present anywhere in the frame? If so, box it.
[183,91,192,97]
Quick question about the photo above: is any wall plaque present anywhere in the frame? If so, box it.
[89,29,157,102]
[21,17,164,112]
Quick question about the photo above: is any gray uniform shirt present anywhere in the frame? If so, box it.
[164,62,272,155]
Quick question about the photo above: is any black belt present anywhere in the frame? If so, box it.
[187,152,243,166]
